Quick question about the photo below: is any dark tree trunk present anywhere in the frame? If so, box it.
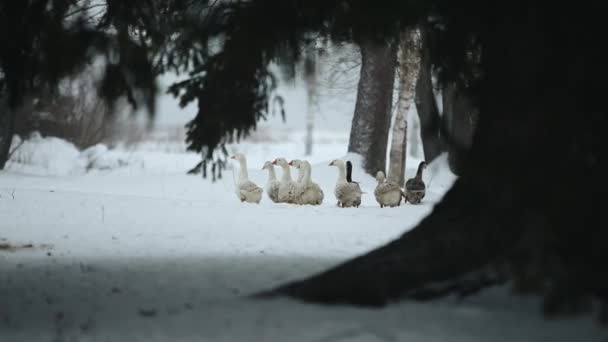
[0,102,16,170]
[348,37,397,175]
[414,27,444,164]
[442,82,478,175]
[262,6,608,319]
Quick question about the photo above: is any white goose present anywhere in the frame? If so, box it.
[291,159,306,183]
[289,158,304,185]
[262,161,281,203]
[273,157,298,203]
[290,160,324,205]
[329,159,362,208]
[231,154,263,204]
[374,171,405,208]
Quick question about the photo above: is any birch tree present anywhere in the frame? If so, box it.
[387,28,421,185]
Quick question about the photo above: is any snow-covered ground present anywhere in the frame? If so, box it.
[0,135,605,341]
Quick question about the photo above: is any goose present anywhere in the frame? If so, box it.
[262,161,281,203]
[346,160,363,207]
[303,161,325,205]
[374,171,405,208]
[346,161,363,188]
[405,161,427,204]
[329,159,362,208]
[288,159,305,193]
[230,154,263,203]
[272,157,298,203]
[290,160,324,205]
[290,159,306,183]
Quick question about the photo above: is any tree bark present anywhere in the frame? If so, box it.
[0,101,16,170]
[263,6,608,318]
[442,82,478,175]
[409,110,421,158]
[414,26,444,164]
[348,37,397,175]
[304,55,317,156]
[388,29,421,185]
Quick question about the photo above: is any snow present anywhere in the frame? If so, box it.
[0,135,605,341]
[5,133,145,176]
[80,144,143,171]
[7,132,85,176]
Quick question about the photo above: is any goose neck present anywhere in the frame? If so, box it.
[267,166,277,181]
[238,159,248,181]
[281,165,292,182]
[303,164,312,185]
[415,164,425,180]
[336,164,347,184]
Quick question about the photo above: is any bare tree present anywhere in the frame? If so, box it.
[348,37,397,175]
[409,111,422,158]
[304,53,318,156]
[388,29,421,185]
[414,26,444,163]
[0,97,16,170]
[12,70,128,150]
[442,82,479,175]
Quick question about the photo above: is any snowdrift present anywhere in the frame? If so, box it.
[5,133,142,176]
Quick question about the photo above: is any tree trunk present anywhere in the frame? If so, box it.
[304,55,317,156]
[442,82,479,175]
[388,29,421,185]
[409,110,421,158]
[348,37,397,175]
[0,102,16,170]
[414,26,444,164]
[263,7,608,319]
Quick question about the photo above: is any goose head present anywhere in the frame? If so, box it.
[416,161,428,176]
[375,171,386,183]
[273,157,289,168]
[329,159,345,168]
[289,159,303,169]
[262,161,274,170]
[230,154,246,162]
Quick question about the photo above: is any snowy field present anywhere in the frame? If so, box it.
[0,134,606,341]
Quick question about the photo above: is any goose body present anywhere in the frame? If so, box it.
[262,161,281,203]
[374,171,405,207]
[291,160,324,205]
[405,161,427,204]
[273,157,298,203]
[231,154,263,203]
[330,159,362,208]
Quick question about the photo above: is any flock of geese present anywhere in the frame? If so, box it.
[230,153,427,208]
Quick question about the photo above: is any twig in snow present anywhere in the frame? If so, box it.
[138,308,157,317]
[101,205,105,223]
[10,189,15,200]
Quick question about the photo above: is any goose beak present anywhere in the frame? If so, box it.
[329,161,334,166]
[230,155,236,159]
[272,160,277,165]
[288,161,293,166]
